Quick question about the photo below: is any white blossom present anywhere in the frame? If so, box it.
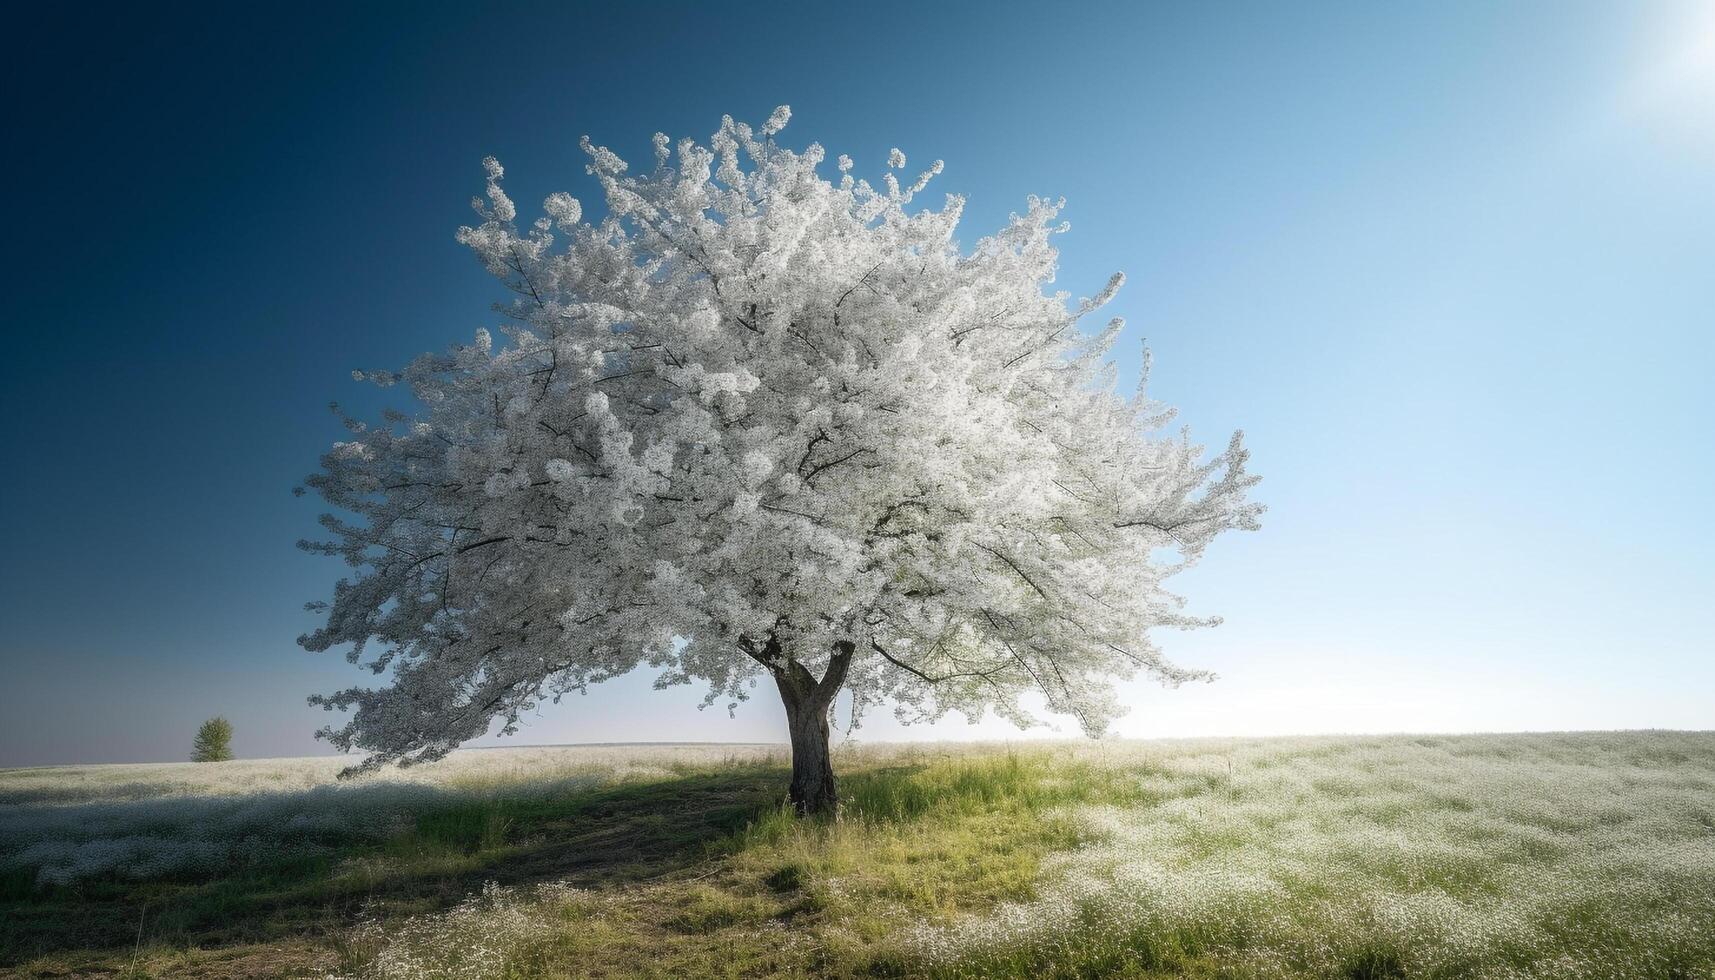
[298,109,1263,772]
[542,191,581,230]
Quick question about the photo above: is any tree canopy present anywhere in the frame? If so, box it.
[299,108,1261,799]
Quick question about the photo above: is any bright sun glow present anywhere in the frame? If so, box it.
[1628,2,1715,132]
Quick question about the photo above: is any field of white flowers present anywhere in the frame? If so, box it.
[911,733,1715,977]
[0,744,780,887]
[4,733,1712,978]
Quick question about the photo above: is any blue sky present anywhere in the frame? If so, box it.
[2,1,1711,767]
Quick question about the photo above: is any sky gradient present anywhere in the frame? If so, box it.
[3,0,1712,767]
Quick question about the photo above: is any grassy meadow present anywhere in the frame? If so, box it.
[2,732,1712,979]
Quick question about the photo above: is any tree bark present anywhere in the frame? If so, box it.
[780,682,837,815]
[771,640,854,816]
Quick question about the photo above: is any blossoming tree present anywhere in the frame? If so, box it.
[299,108,1262,814]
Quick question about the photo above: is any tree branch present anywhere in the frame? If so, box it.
[974,543,1050,601]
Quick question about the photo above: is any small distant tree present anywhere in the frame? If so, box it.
[299,108,1262,814]
[192,717,234,762]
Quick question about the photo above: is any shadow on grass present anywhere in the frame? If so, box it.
[0,764,790,966]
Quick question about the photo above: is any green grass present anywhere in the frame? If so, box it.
[1,761,790,974]
[4,734,1713,978]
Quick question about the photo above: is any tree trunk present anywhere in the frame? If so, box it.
[770,640,854,817]
[780,683,838,815]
